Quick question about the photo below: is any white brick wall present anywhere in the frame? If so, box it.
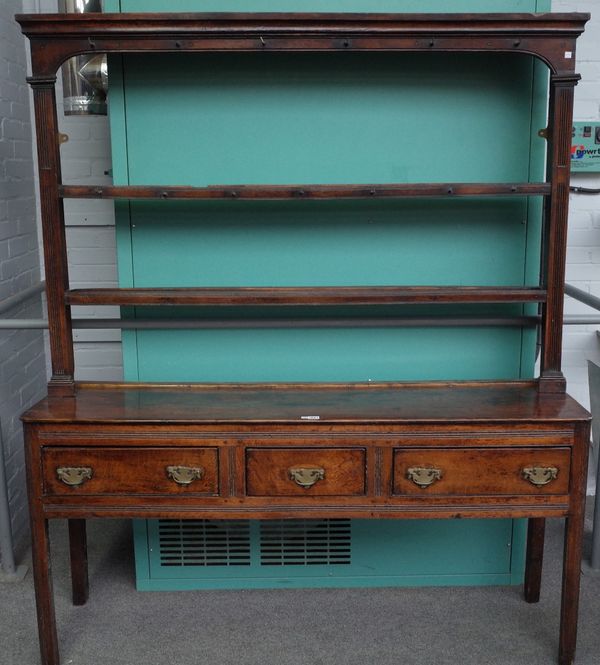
[554,0,600,411]
[0,0,47,555]
[59,114,122,382]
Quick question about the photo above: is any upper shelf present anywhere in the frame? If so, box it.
[16,12,589,80]
[65,286,547,307]
[60,183,551,201]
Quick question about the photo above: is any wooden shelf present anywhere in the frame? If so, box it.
[65,286,548,307]
[59,183,552,201]
[69,315,541,330]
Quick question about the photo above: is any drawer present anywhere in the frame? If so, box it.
[393,447,570,496]
[246,448,366,496]
[42,447,218,496]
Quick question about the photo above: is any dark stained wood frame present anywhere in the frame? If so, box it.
[64,286,548,306]
[16,10,589,395]
[15,12,591,665]
[60,182,552,200]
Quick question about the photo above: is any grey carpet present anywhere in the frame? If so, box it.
[2,509,600,665]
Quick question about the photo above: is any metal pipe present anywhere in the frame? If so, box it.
[588,360,600,572]
[0,426,27,581]
[0,320,48,329]
[0,316,541,330]
[0,427,16,577]
[59,0,107,115]
[12,315,600,329]
[565,283,600,313]
[0,281,45,316]
[591,446,600,570]
[4,287,598,328]
[564,316,600,325]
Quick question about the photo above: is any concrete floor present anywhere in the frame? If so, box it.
[2,511,600,665]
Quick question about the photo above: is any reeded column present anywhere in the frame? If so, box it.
[540,74,580,393]
[28,77,75,396]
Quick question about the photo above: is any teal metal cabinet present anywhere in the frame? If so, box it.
[105,0,549,590]
[134,518,527,591]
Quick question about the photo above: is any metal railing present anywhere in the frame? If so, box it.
[0,281,45,316]
[0,284,594,330]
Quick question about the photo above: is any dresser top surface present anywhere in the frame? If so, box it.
[21,382,590,425]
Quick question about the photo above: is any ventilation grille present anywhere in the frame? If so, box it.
[158,520,251,567]
[260,519,352,566]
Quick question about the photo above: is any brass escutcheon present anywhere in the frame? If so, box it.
[288,466,325,489]
[521,466,559,486]
[56,466,93,487]
[166,465,204,485]
[406,466,443,489]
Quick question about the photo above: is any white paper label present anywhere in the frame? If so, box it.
[300,415,320,420]
[565,51,573,59]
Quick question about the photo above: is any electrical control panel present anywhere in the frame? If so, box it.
[571,122,600,172]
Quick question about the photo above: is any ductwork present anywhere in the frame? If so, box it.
[59,0,108,115]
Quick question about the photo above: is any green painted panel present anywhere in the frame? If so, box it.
[113,1,547,13]
[128,199,528,287]
[135,518,523,590]
[122,53,535,185]
[108,0,549,588]
[134,326,523,382]
[117,51,541,383]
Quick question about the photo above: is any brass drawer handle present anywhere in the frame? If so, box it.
[166,465,204,485]
[56,467,93,487]
[521,466,559,486]
[288,466,325,489]
[407,466,443,489]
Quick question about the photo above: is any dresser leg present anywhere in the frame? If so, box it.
[558,510,586,665]
[524,517,545,603]
[68,519,89,606]
[30,514,60,665]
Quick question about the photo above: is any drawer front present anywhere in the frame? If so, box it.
[43,447,218,496]
[393,447,570,496]
[246,448,366,497]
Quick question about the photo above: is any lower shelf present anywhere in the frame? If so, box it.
[133,517,527,591]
